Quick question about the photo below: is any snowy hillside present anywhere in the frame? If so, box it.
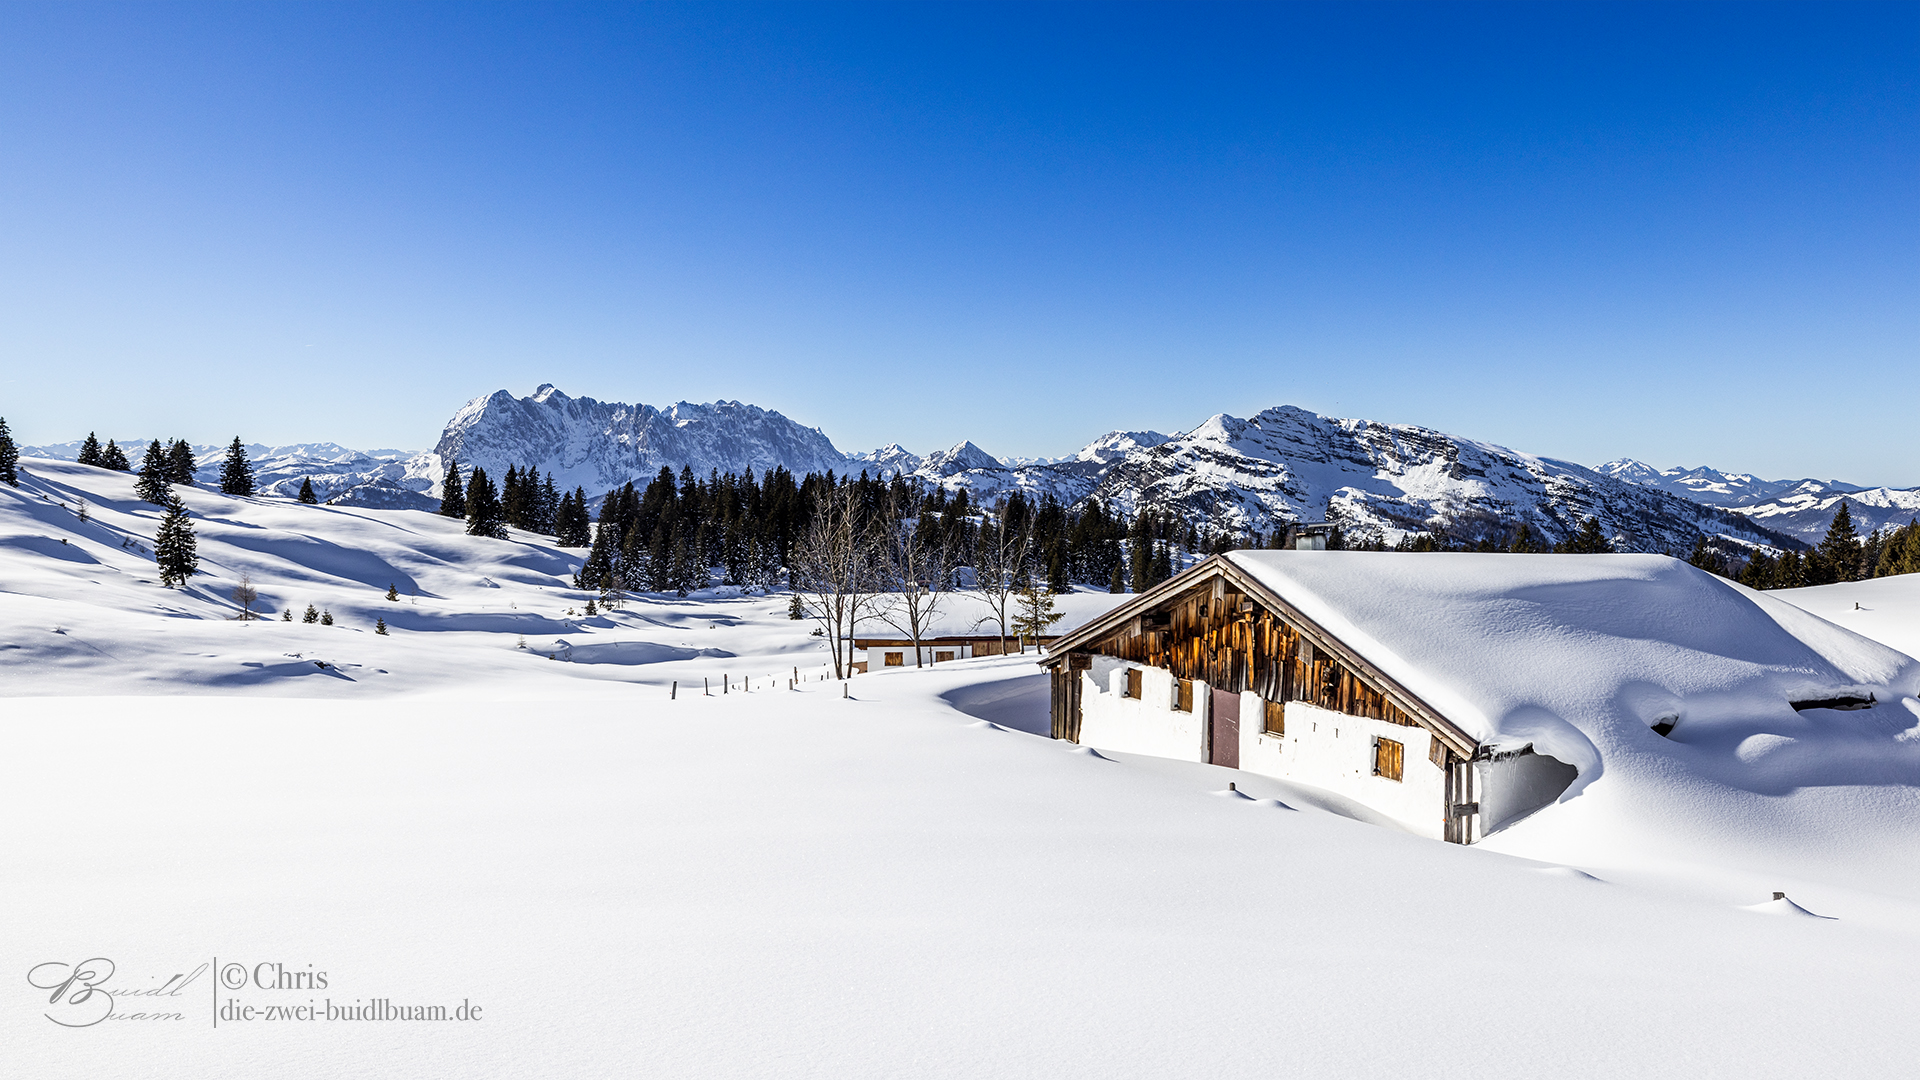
[9,455,1920,1077]
[1598,458,1920,543]
[23,438,425,506]
[11,455,1920,1076]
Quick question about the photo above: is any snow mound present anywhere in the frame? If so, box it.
[1742,894,1835,919]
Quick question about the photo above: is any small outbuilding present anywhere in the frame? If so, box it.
[1041,550,1916,844]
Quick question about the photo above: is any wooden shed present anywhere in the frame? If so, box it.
[1041,553,1553,844]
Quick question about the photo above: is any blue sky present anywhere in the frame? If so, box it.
[0,2,1913,482]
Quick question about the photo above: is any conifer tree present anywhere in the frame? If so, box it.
[320,609,334,626]
[101,439,129,471]
[165,439,197,485]
[282,608,294,621]
[297,477,318,504]
[1737,548,1778,590]
[575,518,616,589]
[553,487,591,547]
[1011,573,1066,647]
[1557,516,1613,554]
[1109,561,1126,593]
[464,466,507,539]
[1816,500,1862,583]
[219,437,255,496]
[302,603,319,623]
[135,440,171,503]
[375,617,389,636]
[439,459,466,518]
[1150,540,1173,586]
[385,583,399,601]
[76,432,103,467]
[1876,519,1920,578]
[1127,511,1154,593]
[0,416,16,486]
[154,495,198,587]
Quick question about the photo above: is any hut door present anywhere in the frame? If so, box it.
[1209,689,1240,768]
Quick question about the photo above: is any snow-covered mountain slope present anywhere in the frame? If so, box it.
[1598,459,1920,542]
[1728,485,1920,543]
[1060,406,1794,550]
[848,442,923,476]
[414,384,851,498]
[10,456,1920,1078]
[23,438,423,504]
[1075,428,1174,464]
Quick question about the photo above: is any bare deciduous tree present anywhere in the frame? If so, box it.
[231,572,259,620]
[875,503,954,668]
[971,513,1032,656]
[792,483,881,679]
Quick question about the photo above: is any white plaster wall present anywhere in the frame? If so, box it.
[1238,701,1447,839]
[1076,658,1205,762]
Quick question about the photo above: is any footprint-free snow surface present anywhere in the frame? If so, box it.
[6,457,1920,1079]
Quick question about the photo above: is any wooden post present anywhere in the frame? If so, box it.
[671,680,677,700]
[842,682,848,699]
[704,676,710,696]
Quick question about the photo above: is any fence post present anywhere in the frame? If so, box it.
[671,680,677,700]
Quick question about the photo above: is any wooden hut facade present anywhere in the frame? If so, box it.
[1042,554,1500,843]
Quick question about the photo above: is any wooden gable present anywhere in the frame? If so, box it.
[1042,556,1477,760]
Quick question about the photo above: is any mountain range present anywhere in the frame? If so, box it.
[1595,461,1920,544]
[28,385,1912,550]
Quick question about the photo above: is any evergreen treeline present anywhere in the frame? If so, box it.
[1736,502,1920,588]
[0,416,16,487]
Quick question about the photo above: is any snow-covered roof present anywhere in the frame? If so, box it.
[1221,551,1920,789]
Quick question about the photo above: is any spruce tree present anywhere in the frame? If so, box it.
[154,495,198,587]
[1150,540,1173,586]
[385,583,399,601]
[439,459,466,518]
[575,518,616,589]
[1109,561,1126,593]
[1816,500,1862,583]
[302,603,320,623]
[297,477,318,504]
[1011,574,1066,646]
[1558,517,1612,554]
[1127,511,1153,593]
[1876,519,1920,578]
[165,439,197,485]
[320,609,334,626]
[464,466,507,539]
[77,432,103,467]
[135,440,171,504]
[101,439,129,471]
[375,618,389,636]
[1737,549,1778,590]
[0,416,17,486]
[282,608,294,621]
[219,437,255,496]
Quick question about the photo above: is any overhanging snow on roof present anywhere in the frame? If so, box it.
[1211,551,1920,793]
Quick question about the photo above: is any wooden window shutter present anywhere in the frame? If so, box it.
[1264,699,1284,735]
[1374,737,1404,782]
[884,651,904,667]
[1125,669,1142,699]
[1176,679,1193,712]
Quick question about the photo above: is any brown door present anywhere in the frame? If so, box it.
[1209,688,1240,768]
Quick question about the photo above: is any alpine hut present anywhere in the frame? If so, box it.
[1040,550,1918,844]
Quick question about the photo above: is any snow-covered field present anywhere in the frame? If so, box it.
[8,457,1920,1078]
